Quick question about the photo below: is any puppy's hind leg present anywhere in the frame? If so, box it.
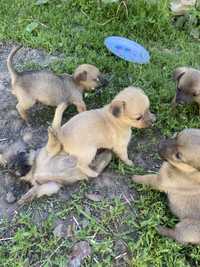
[75,147,99,177]
[18,182,61,205]
[16,97,36,122]
[90,150,112,174]
[78,163,99,178]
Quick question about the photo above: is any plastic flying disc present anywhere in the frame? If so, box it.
[104,36,150,64]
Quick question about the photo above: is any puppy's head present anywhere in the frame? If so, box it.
[7,151,33,178]
[73,64,108,91]
[158,129,200,172]
[109,86,156,128]
[173,67,200,105]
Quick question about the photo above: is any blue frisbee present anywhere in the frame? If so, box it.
[104,36,150,64]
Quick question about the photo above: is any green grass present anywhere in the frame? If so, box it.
[1,0,200,266]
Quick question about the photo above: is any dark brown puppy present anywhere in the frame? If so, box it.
[172,67,200,112]
[7,46,107,121]
[132,129,200,244]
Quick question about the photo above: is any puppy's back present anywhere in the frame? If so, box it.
[60,109,110,149]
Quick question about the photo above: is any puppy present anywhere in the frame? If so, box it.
[172,67,200,112]
[7,46,107,121]
[53,86,155,177]
[132,128,200,244]
[0,130,112,204]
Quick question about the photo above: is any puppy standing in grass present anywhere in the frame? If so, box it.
[172,67,200,112]
[132,129,200,244]
[53,86,156,177]
[7,46,107,121]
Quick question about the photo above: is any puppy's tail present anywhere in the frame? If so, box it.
[7,45,22,82]
[52,102,67,130]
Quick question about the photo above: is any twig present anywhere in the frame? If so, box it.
[0,138,8,142]
[115,252,127,260]
[73,216,80,228]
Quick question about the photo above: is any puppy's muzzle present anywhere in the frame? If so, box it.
[175,90,193,104]
[158,138,176,161]
[8,151,32,177]
[144,113,156,127]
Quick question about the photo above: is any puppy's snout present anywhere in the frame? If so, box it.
[144,112,156,127]
[158,138,176,160]
[175,90,192,104]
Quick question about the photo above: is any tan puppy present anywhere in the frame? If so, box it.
[172,67,200,111]
[7,46,107,121]
[0,130,112,204]
[53,86,155,177]
[132,128,200,244]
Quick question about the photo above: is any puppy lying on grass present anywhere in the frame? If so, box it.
[172,67,200,112]
[132,129,200,244]
[52,86,156,177]
[7,46,107,121]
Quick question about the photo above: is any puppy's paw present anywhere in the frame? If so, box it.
[125,159,134,166]
[77,103,87,113]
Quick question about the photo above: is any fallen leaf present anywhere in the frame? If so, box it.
[25,22,39,33]
[68,241,91,267]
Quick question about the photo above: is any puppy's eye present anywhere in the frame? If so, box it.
[175,152,181,160]
[192,92,197,97]
[136,115,143,121]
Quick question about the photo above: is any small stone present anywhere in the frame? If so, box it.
[85,192,103,202]
[5,192,16,204]
[53,223,65,238]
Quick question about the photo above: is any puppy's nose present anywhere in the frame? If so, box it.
[100,78,109,87]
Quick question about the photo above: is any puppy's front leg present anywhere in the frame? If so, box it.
[157,219,200,244]
[132,174,161,190]
[114,146,133,166]
[73,100,87,113]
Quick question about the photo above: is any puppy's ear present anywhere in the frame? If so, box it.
[173,67,187,81]
[109,101,126,118]
[74,71,87,82]
[46,127,62,156]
